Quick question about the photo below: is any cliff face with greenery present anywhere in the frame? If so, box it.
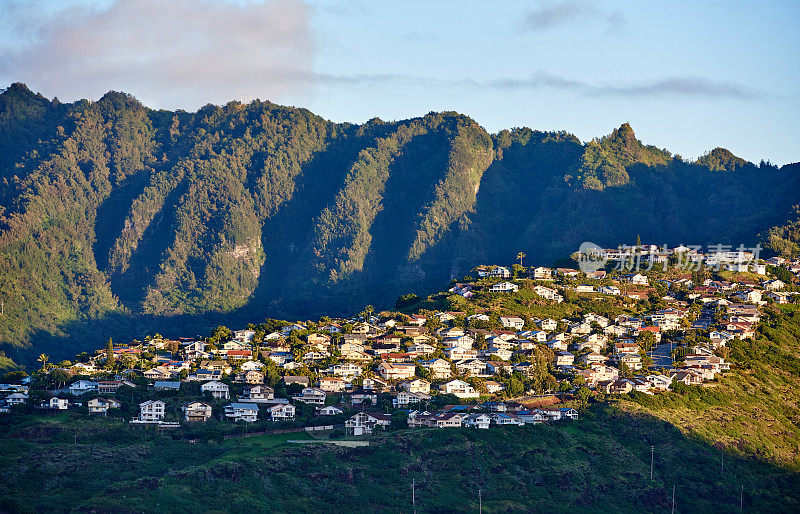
[0,83,798,361]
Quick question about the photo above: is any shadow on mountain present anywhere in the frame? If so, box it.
[108,175,190,307]
[92,168,152,272]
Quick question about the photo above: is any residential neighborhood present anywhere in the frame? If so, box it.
[2,244,797,437]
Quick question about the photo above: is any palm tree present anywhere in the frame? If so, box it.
[516,252,526,266]
[37,353,50,371]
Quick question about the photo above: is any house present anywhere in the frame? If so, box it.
[477,265,511,278]
[444,347,478,361]
[599,285,621,296]
[500,316,525,330]
[733,289,762,304]
[4,392,28,405]
[599,379,633,395]
[345,412,392,435]
[455,359,487,376]
[88,397,121,414]
[553,351,575,367]
[182,401,213,422]
[199,360,233,374]
[393,391,431,408]
[490,412,525,426]
[490,281,519,293]
[198,381,229,399]
[225,402,259,422]
[532,267,553,280]
[240,385,275,403]
[763,279,785,291]
[97,380,133,394]
[68,380,98,396]
[319,377,347,393]
[645,374,673,391]
[426,412,465,428]
[439,379,479,399]
[575,284,595,293]
[533,285,564,303]
[378,362,417,381]
[153,381,181,391]
[420,359,453,379]
[539,318,558,331]
[622,273,649,285]
[45,397,70,410]
[485,380,505,394]
[361,377,389,391]
[267,403,296,421]
[284,376,310,387]
[138,400,166,422]
[293,387,326,405]
[318,405,344,416]
[463,413,491,429]
[517,410,547,424]
[328,362,364,378]
[398,378,431,394]
[143,367,174,380]
[235,370,264,385]
[349,390,378,405]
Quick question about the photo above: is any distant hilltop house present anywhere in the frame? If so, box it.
[490,281,519,293]
[477,266,511,279]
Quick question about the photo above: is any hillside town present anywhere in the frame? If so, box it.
[1,244,798,436]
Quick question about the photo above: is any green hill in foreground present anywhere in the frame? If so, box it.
[0,407,797,513]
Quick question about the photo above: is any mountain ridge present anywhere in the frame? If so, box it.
[0,82,797,362]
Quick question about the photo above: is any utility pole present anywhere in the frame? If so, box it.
[671,485,676,514]
[412,478,416,514]
[478,489,482,514]
[721,453,724,474]
[650,445,655,479]
[740,484,743,511]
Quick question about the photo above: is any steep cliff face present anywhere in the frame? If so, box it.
[0,83,797,359]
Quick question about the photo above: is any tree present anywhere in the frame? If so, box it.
[37,353,50,371]
[507,377,524,397]
[106,338,115,368]
[577,386,591,407]
[516,251,526,266]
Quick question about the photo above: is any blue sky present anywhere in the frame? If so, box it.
[1,0,798,164]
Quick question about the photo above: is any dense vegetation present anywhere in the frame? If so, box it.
[0,83,797,364]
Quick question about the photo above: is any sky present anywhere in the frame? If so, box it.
[0,0,798,165]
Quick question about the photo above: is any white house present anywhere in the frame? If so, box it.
[45,397,69,410]
[318,405,344,416]
[68,380,98,396]
[267,403,296,421]
[138,400,166,422]
[182,401,213,422]
[463,413,491,429]
[439,379,479,399]
[345,412,392,435]
[88,397,120,414]
[500,316,525,330]
[201,381,230,399]
[292,387,327,405]
[490,281,519,293]
[225,402,259,422]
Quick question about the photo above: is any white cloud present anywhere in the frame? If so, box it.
[0,0,313,109]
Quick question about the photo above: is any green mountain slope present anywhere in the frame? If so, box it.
[0,83,798,362]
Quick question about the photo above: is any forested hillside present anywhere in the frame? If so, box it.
[0,83,797,362]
